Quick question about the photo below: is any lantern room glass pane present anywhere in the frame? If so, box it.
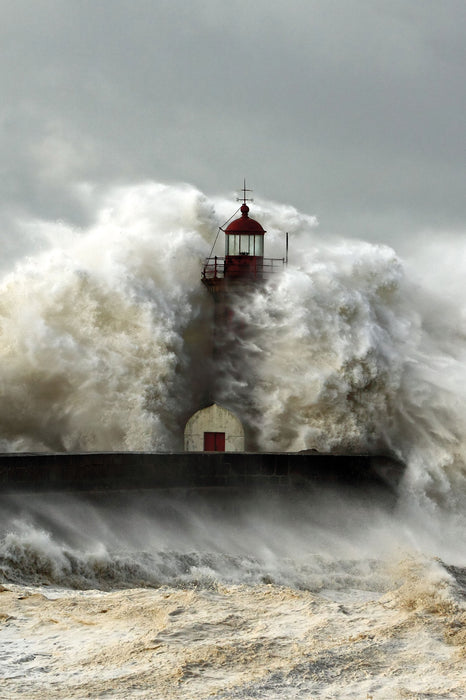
[239,235,250,254]
[226,234,264,256]
[254,236,264,256]
[226,234,237,255]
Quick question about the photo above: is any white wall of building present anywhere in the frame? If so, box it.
[184,403,245,452]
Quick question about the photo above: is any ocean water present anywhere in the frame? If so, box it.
[0,183,465,698]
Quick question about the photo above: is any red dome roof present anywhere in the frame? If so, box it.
[224,204,266,235]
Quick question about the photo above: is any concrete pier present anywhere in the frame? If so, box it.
[0,451,404,494]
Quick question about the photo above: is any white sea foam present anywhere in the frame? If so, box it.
[1,182,465,483]
[0,183,215,451]
[0,550,464,699]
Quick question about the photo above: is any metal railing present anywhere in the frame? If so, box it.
[202,256,285,280]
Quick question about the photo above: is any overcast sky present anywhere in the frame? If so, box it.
[1,0,465,258]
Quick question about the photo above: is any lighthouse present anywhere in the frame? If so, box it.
[184,183,285,453]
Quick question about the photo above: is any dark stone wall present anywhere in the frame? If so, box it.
[0,451,404,495]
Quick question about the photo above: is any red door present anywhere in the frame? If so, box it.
[204,432,226,451]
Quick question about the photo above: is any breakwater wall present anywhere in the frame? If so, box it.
[0,451,404,494]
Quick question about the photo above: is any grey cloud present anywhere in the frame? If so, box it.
[0,0,464,256]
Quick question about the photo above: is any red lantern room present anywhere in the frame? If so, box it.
[223,202,266,280]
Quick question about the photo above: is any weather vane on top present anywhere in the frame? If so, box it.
[237,179,254,205]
